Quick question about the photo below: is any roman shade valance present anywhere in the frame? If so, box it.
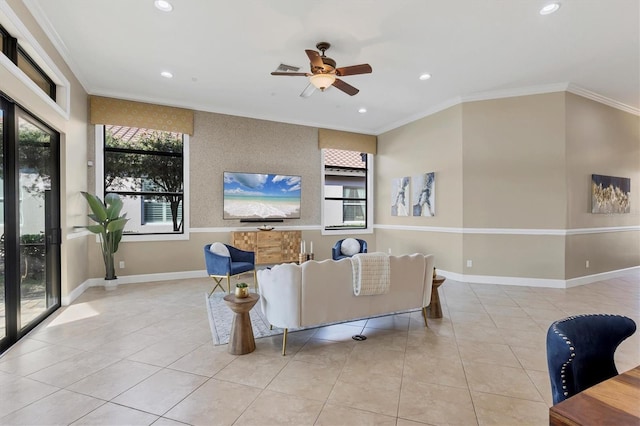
[89,95,194,135]
[318,128,377,155]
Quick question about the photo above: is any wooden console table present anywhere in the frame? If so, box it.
[232,230,301,264]
[549,365,640,425]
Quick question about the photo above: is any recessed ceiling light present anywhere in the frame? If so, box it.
[160,71,173,78]
[419,73,432,81]
[539,2,560,15]
[154,0,173,12]
[358,108,367,114]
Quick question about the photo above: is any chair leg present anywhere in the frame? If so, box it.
[253,270,258,292]
[282,328,288,356]
[422,307,429,328]
[208,277,224,296]
[226,275,231,293]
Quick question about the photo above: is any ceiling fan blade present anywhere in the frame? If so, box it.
[299,83,316,98]
[332,78,359,96]
[271,72,310,76]
[305,49,324,70]
[335,64,372,77]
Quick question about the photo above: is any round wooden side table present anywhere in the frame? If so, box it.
[223,293,260,355]
[427,275,446,319]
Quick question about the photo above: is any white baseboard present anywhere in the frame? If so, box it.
[436,266,640,289]
[62,265,639,306]
[62,270,209,306]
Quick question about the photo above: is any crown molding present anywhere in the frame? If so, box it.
[375,82,639,135]
[460,82,571,103]
[567,83,639,116]
[23,0,90,93]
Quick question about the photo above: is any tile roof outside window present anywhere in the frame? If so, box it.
[324,148,366,169]
[106,125,182,142]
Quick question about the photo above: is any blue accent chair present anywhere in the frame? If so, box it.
[546,314,636,405]
[204,244,257,295]
[332,238,368,260]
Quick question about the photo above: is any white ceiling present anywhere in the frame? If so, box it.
[25,0,640,135]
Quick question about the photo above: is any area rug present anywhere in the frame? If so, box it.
[205,291,420,346]
[205,291,285,345]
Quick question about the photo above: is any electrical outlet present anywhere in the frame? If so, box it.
[586,260,589,268]
[466,260,473,268]
[388,248,392,254]
[119,261,125,269]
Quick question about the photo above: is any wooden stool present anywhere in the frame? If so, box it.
[223,293,260,355]
[427,275,446,319]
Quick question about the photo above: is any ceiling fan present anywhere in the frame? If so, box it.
[271,42,372,97]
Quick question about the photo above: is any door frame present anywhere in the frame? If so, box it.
[0,93,61,354]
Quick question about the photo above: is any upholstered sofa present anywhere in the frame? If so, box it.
[257,253,435,355]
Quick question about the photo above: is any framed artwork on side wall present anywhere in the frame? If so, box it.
[391,177,410,216]
[412,172,435,216]
[591,174,630,214]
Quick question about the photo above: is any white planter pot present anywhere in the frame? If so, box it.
[104,278,119,291]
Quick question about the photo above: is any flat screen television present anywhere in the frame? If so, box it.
[223,172,301,220]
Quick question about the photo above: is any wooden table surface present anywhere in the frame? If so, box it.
[549,365,640,426]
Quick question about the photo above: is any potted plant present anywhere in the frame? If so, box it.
[81,192,129,289]
[235,282,249,298]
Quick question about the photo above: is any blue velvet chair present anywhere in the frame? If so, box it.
[546,314,636,405]
[332,238,368,260]
[204,244,257,295]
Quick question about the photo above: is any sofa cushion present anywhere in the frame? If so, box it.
[340,238,361,256]
[209,242,230,257]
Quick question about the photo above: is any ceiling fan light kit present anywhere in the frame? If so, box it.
[271,41,372,96]
[310,73,336,91]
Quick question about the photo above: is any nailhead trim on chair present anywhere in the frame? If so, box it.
[550,313,626,397]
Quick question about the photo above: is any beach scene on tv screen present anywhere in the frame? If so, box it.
[223,172,301,219]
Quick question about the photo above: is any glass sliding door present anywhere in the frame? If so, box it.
[17,113,59,327]
[0,95,60,354]
[0,105,5,343]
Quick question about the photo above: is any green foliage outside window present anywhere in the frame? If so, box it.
[105,129,184,232]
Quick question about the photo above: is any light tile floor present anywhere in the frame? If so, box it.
[0,271,638,425]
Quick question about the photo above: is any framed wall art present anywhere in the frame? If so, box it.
[591,174,630,214]
[391,176,410,216]
[412,172,435,216]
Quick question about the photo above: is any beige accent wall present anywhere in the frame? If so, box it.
[461,93,567,278]
[377,105,464,227]
[4,0,90,296]
[564,93,640,278]
[462,234,566,279]
[376,104,464,273]
[565,232,639,278]
[376,92,639,281]
[462,93,567,229]
[190,111,320,228]
[565,93,640,228]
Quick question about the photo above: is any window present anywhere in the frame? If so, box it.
[102,125,186,235]
[342,187,366,223]
[0,25,56,101]
[0,25,10,56]
[17,47,56,99]
[322,148,372,231]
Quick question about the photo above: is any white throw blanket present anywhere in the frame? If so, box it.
[350,252,391,296]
